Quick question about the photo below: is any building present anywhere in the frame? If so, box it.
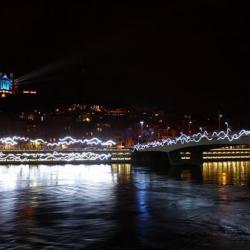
[0,73,14,97]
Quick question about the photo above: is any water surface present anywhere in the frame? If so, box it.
[0,162,250,249]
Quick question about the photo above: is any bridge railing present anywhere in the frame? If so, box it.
[133,129,250,151]
[0,136,117,151]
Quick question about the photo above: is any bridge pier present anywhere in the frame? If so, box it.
[168,164,203,180]
[132,151,170,167]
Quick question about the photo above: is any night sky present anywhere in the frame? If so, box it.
[1,1,250,123]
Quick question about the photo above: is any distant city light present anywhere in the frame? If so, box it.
[22,90,37,95]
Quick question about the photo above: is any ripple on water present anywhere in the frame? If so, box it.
[0,163,250,249]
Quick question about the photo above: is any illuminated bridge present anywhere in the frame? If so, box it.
[0,137,131,164]
[133,129,250,166]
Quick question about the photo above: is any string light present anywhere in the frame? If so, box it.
[133,129,250,151]
[0,152,112,162]
[0,136,116,147]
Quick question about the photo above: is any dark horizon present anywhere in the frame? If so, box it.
[1,1,250,124]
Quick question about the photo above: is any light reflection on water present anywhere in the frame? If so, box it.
[202,161,250,186]
[0,164,121,190]
[0,162,250,249]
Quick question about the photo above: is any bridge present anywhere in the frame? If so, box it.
[133,129,250,165]
[0,136,131,164]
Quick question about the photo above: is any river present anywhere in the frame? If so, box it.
[0,162,250,249]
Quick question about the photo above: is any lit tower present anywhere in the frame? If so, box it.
[0,73,15,98]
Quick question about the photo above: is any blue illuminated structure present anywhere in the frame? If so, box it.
[0,74,13,92]
[0,73,14,97]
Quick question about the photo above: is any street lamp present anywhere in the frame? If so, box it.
[188,121,192,133]
[140,121,144,128]
[199,127,203,132]
[167,126,170,137]
[139,121,144,141]
[138,135,141,143]
[218,113,223,131]
[225,121,229,131]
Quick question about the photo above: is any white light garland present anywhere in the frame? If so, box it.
[0,151,112,162]
[133,129,250,151]
[0,136,116,147]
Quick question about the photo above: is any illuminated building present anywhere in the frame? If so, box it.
[22,90,37,95]
[0,73,14,97]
